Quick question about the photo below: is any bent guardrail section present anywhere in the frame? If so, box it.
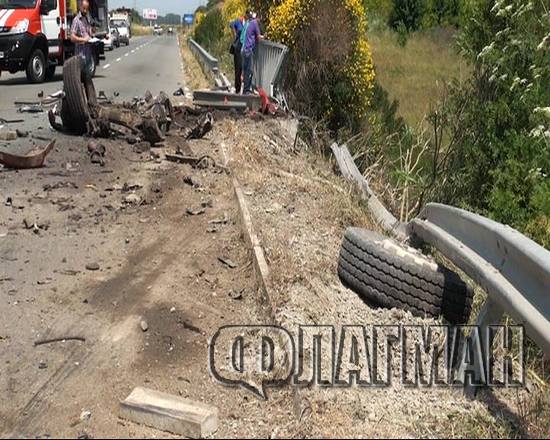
[252,40,289,103]
[410,204,550,356]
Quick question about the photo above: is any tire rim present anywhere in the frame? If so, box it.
[33,55,44,78]
[89,58,95,76]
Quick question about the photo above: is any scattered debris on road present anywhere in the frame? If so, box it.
[140,320,149,332]
[119,387,218,438]
[87,140,106,166]
[34,336,86,347]
[218,257,237,269]
[185,112,213,140]
[0,140,56,169]
[85,262,101,271]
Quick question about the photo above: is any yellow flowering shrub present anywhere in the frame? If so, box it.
[263,0,375,126]
[195,11,206,26]
[222,0,250,37]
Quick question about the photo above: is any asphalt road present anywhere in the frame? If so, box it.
[0,35,184,153]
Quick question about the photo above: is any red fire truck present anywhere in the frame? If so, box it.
[0,0,107,83]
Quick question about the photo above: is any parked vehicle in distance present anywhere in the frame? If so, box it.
[103,27,120,51]
[0,0,107,82]
[110,13,130,45]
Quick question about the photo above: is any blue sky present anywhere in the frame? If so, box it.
[109,0,207,16]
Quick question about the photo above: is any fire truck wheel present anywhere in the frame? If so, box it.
[26,49,46,83]
[61,56,92,134]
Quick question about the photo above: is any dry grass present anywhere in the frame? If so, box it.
[130,24,152,36]
[368,27,471,126]
[178,32,210,91]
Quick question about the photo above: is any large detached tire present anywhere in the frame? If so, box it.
[61,57,95,134]
[338,228,473,324]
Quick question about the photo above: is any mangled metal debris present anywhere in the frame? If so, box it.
[0,140,56,169]
[45,57,217,154]
[185,112,213,140]
[88,140,106,166]
[45,57,173,145]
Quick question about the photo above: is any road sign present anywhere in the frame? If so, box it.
[143,8,158,20]
[183,14,194,25]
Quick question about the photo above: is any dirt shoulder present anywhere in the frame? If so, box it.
[222,115,529,438]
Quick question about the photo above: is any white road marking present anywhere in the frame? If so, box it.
[116,58,121,62]
[124,53,129,57]
[103,64,110,69]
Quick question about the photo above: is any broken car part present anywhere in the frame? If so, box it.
[0,140,56,169]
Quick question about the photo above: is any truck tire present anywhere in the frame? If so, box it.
[60,56,96,134]
[337,228,473,324]
[26,49,46,83]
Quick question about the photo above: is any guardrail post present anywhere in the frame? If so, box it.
[457,298,504,397]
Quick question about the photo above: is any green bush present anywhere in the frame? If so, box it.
[194,8,224,53]
[428,0,550,247]
[424,0,461,26]
[389,0,426,31]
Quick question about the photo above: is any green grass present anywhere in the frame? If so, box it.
[368,26,470,126]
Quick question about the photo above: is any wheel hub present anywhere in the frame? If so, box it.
[33,56,43,77]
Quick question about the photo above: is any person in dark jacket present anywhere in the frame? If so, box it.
[230,15,246,94]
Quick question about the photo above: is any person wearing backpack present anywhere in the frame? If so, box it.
[240,11,262,95]
[229,14,246,94]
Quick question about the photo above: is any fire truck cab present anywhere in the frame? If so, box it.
[0,0,107,83]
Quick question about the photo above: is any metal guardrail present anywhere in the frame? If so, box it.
[252,40,289,103]
[188,38,219,76]
[410,204,550,356]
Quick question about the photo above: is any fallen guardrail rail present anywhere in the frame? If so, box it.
[331,143,408,240]
[332,142,550,392]
[192,90,262,111]
[252,40,289,106]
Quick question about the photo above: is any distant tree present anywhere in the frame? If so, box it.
[430,0,460,26]
[194,8,224,51]
[159,13,182,25]
[389,0,426,31]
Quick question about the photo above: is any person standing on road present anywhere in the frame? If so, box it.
[230,15,246,94]
[241,11,262,95]
[70,0,94,78]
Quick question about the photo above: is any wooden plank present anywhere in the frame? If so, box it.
[119,387,218,438]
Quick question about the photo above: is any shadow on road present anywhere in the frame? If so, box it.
[0,74,63,86]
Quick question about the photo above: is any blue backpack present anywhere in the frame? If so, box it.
[240,21,250,48]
